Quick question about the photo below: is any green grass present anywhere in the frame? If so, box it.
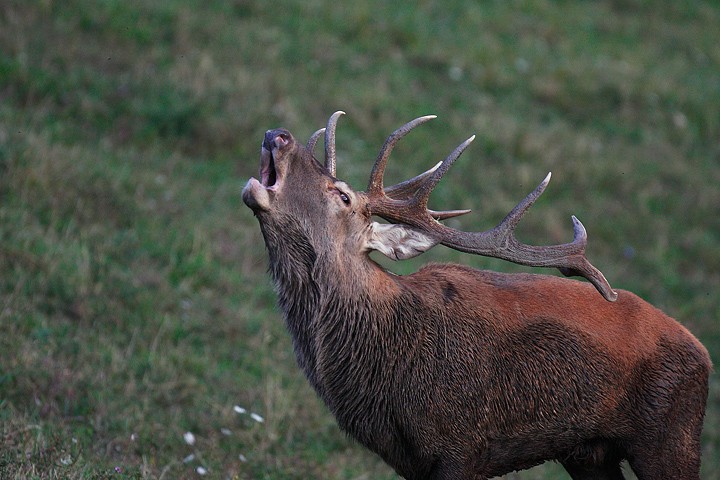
[1,0,719,478]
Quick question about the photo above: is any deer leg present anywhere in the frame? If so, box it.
[626,421,703,480]
[626,356,707,480]
[427,457,482,480]
[561,459,626,480]
[627,436,702,480]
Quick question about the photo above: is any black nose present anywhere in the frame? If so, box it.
[263,129,292,151]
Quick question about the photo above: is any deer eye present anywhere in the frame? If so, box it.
[339,191,351,205]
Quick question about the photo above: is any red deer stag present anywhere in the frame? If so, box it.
[242,112,711,480]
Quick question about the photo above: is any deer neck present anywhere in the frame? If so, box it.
[259,217,398,390]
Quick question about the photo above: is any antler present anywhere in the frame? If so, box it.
[307,111,345,177]
[365,116,618,302]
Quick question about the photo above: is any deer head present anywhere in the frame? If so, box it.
[243,111,617,301]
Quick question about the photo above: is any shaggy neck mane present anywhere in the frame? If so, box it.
[258,216,399,400]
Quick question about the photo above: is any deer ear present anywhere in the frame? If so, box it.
[366,222,439,260]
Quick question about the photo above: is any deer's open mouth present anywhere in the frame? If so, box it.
[260,147,279,190]
[243,129,293,213]
[259,128,293,191]
[242,146,283,212]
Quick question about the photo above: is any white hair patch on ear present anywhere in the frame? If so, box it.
[367,222,438,260]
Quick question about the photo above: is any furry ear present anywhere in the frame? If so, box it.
[366,222,439,260]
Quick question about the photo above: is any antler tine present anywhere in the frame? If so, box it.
[368,115,437,195]
[498,172,551,231]
[415,135,476,206]
[324,111,345,177]
[429,208,473,221]
[307,127,325,154]
[384,161,442,199]
[561,217,617,302]
[382,161,472,221]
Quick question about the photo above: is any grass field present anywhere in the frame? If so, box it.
[1,1,718,478]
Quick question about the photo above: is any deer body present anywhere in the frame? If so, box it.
[243,113,711,479]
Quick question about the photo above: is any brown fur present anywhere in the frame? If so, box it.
[242,127,711,480]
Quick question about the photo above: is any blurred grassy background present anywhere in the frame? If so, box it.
[1,0,718,478]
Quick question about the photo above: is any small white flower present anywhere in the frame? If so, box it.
[60,454,72,465]
[233,405,246,414]
[183,431,196,445]
[71,437,78,444]
[250,413,264,423]
[515,57,530,73]
[130,433,137,442]
[238,454,247,463]
[448,65,463,81]
[673,111,688,129]
[220,428,232,436]
[196,466,208,475]
[183,453,195,463]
